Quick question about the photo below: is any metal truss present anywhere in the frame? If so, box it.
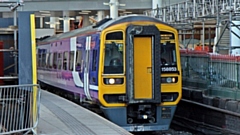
[144,0,240,25]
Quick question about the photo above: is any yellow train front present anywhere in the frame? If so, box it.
[98,15,182,132]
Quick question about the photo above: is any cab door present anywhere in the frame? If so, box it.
[126,25,161,104]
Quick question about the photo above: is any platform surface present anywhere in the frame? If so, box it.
[37,90,132,135]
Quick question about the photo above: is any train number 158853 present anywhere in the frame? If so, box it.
[161,67,177,72]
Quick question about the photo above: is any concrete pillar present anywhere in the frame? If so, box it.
[109,0,119,19]
[39,17,43,28]
[82,15,91,27]
[50,17,56,29]
[63,11,70,32]
[152,0,162,9]
[97,10,105,21]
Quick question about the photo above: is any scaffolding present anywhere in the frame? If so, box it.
[0,0,23,83]
[144,0,240,54]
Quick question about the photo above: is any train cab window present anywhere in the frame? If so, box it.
[161,41,177,66]
[104,42,123,74]
[106,32,123,40]
[63,51,69,70]
[69,51,74,71]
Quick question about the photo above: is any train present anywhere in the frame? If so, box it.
[37,15,182,132]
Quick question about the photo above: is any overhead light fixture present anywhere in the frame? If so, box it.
[35,15,45,17]
[58,17,75,20]
[39,10,50,13]
[79,12,89,14]
[118,9,126,11]
[81,10,91,13]
[41,13,51,16]
[45,22,60,25]
[123,11,132,14]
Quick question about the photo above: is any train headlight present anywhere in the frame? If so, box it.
[161,77,178,83]
[109,78,115,84]
[104,78,124,85]
[166,77,172,83]
[172,77,176,83]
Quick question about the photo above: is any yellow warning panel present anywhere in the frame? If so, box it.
[133,37,152,99]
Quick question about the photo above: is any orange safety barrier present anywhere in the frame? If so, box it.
[194,45,211,52]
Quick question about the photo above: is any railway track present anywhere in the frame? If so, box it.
[172,98,240,135]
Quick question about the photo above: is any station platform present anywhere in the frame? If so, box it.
[37,90,132,135]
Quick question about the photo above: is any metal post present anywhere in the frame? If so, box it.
[229,0,232,54]
[214,0,219,53]
[202,20,205,51]
[13,10,17,75]
[152,0,162,9]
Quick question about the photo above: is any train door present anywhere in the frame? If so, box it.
[71,37,84,89]
[126,25,161,103]
[83,36,92,100]
[89,35,99,88]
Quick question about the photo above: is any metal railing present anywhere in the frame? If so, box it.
[180,50,240,100]
[0,84,40,135]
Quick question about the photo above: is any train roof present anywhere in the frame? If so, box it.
[37,15,172,44]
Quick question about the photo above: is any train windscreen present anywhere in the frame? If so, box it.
[103,42,123,74]
[160,31,178,74]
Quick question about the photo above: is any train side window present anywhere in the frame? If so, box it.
[76,50,82,72]
[58,53,63,70]
[46,53,50,68]
[63,51,69,70]
[69,51,74,71]
[92,50,97,71]
[53,52,58,69]
[41,53,46,68]
[37,53,42,67]
[49,53,53,68]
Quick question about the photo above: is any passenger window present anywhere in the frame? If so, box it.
[53,52,58,69]
[37,53,41,67]
[49,53,53,68]
[41,53,46,68]
[58,53,63,70]
[69,51,74,71]
[75,50,82,72]
[63,51,69,70]
[92,50,97,71]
